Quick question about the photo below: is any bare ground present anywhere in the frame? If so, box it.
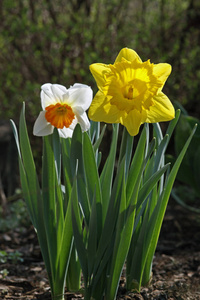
[0,199,200,300]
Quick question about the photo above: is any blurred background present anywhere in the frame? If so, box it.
[1,0,200,120]
[0,0,200,212]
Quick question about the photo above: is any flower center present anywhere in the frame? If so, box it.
[45,103,75,129]
[126,86,134,99]
[105,59,161,115]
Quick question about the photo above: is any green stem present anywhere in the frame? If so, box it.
[66,244,81,292]
[51,285,65,300]
[50,272,66,300]
[84,286,92,300]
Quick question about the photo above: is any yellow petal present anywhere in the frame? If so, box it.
[146,92,175,123]
[153,63,172,88]
[122,110,146,136]
[88,91,120,123]
[115,48,142,63]
[89,63,111,90]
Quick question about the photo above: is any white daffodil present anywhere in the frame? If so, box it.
[33,83,93,138]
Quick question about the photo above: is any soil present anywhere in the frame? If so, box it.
[0,199,200,300]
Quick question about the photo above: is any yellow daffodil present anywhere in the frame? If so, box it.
[89,48,175,136]
[33,83,93,138]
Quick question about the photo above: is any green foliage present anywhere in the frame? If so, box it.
[166,106,200,212]
[10,105,107,300]
[11,104,76,300]
[0,0,200,124]
[174,114,200,194]
[126,111,197,291]
[0,250,24,264]
[71,110,196,299]
[11,103,196,300]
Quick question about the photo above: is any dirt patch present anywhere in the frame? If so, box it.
[0,199,200,300]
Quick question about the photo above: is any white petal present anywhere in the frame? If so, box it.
[72,83,90,89]
[53,84,68,94]
[58,117,78,138]
[41,83,53,91]
[41,84,57,110]
[69,117,78,130]
[77,112,90,132]
[58,127,74,138]
[33,111,54,136]
[51,84,66,102]
[73,106,85,115]
[41,83,68,110]
[66,84,93,111]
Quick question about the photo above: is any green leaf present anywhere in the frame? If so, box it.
[87,190,98,278]
[93,124,106,153]
[153,122,163,145]
[126,127,147,205]
[106,156,139,300]
[55,177,64,255]
[55,189,74,293]
[18,103,42,227]
[53,128,61,183]
[70,124,84,178]
[70,125,91,228]
[88,120,100,144]
[118,127,134,180]
[71,179,88,284]
[165,109,181,138]
[153,135,169,171]
[66,244,81,292]
[10,107,52,290]
[137,163,170,209]
[83,131,102,238]
[61,138,72,205]
[127,124,197,290]
[92,158,126,287]
[10,119,36,226]
[42,135,57,282]
[100,124,119,222]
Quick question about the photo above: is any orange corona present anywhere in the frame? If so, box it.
[45,103,75,129]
